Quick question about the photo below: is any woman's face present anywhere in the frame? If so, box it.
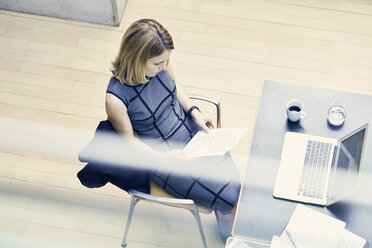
[144,49,171,77]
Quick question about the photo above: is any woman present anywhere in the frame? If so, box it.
[105,19,240,241]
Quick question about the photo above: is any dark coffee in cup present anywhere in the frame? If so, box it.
[286,98,307,122]
[288,106,301,112]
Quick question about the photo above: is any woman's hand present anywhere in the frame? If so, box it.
[195,117,215,133]
[191,109,215,133]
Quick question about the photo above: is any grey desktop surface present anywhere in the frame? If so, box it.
[233,80,372,243]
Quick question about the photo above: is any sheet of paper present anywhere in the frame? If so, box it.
[337,229,367,248]
[281,204,346,248]
[226,238,256,248]
[183,128,248,157]
[270,235,292,248]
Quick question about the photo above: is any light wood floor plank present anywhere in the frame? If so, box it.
[20,61,109,84]
[29,41,116,64]
[139,0,372,36]
[3,26,80,47]
[0,57,22,71]
[0,80,104,108]
[0,12,84,36]
[1,103,102,130]
[0,92,102,119]
[129,0,372,40]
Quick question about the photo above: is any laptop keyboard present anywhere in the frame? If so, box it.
[298,140,332,199]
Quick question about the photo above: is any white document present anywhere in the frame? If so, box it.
[226,238,255,248]
[274,204,368,248]
[337,229,367,248]
[270,235,291,248]
[183,128,247,157]
[281,204,345,248]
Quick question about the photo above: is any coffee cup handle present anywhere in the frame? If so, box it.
[300,111,308,119]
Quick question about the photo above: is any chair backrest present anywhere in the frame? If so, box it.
[189,94,221,128]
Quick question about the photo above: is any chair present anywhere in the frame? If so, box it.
[121,94,221,248]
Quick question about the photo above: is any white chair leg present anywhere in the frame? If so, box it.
[190,206,208,248]
[121,195,140,248]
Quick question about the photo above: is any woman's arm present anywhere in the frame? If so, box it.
[105,93,189,158]
[105,93,165,154]
[105,93,134,137]
[167,65,215,132]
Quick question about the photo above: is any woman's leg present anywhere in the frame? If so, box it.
[151,153,241,212]
[215,200,240,242]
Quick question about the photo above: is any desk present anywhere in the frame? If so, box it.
[233,80,372,244]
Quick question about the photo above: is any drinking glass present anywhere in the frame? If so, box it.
[327,100,346,126]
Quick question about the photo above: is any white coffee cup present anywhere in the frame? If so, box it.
[286,98,307,122]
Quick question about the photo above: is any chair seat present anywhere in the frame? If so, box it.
[150,180,212,214]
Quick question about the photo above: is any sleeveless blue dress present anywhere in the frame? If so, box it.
[107,70,240,213]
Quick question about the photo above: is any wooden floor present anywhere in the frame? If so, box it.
[1,0,372,247]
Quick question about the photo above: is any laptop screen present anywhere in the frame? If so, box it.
[328,124,369,203]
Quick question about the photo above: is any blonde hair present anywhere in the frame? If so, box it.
[112,19,174,85]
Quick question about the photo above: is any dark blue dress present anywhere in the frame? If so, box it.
[106,70,199,149]
[106,70,240,213]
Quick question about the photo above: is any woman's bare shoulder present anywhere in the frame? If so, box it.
[105,93,126,110]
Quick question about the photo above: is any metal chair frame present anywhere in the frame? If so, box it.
[121,94,221,248]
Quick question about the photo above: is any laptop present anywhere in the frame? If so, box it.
[273,123,369,206]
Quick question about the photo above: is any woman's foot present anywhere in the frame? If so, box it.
[215,210,235,243]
